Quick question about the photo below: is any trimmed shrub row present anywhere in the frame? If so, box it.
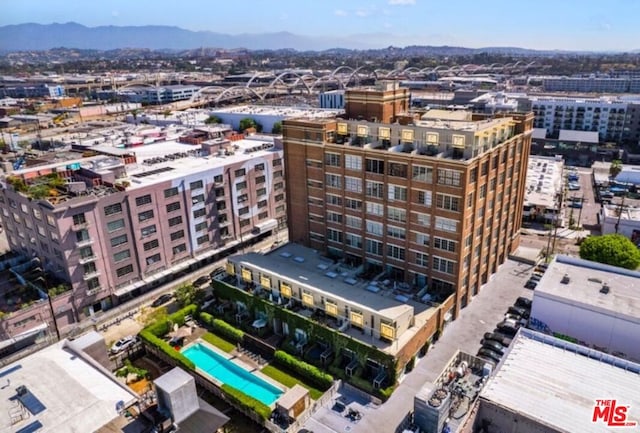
[273,350,333,390]
[139,329,195,371]
[199,312,244,343]
[201,332,236,353]
[221,384,272,421]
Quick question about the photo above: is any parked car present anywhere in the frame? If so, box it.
[484,332,513,346]
[476,355,497,369]
[482,340,505,355]
[529,273,543,282]
[477,348,502,364]
[497,320,520,337]
[568,201,583,209]
[515,297,532,309]
[524,279,538,290]
[151,293,173,307]
[568,183,580,191]
[110,335,137,355]
[193,275,210,287]
[508,306,529,319]
[210,267,226,278]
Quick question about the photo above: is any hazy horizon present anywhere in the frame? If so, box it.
[3,0,640,52]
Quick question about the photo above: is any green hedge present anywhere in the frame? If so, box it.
[273,350,333,390]
[200,312,245,343]
[328,365,394,402]
[261,364,323,400]
[221,384,272,420]
[139,329,195,371]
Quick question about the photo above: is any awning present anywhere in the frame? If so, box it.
[253,219,277,234]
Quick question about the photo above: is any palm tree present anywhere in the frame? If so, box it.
[610,159,622,179]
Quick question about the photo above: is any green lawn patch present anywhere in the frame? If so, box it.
[261,364,324,400]
[201,332,236,353]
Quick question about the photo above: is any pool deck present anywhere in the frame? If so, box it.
[185,338,287,404]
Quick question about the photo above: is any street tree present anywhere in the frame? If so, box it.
[205,115,221,124]
[239,117,263,132]
[609,159,622,179]
[579,234,640,270]
[271,121,282,134]
[174,283,205,307]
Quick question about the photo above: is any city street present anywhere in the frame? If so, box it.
[303,259,535,433]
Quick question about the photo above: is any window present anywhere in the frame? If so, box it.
[344,176,362,193]
[325,153,341,167]
[239,219,251,228]
[416,233,430,246]
[141,224,157,237]
[215,187,225,197]
[417,190,433,206]
[479,184,487,198]
[216,201,226,211]
[388,162,408,178]
[79,246,94,259]
[345,233,362,248]
[173,243,187,255]
[345,155,362,171]
[434,237,456,252]
[387,207,407,223]
[366,158,385,174]
[256,187,267,197]
[166,202,181,213]
[415,252,429,266]
[46,214,56,227]
[467,193,474,208]
[387,225,406,240]
[197,234,210,245]
[272,158,282,167]
[87,277,100,291]
[104,203,122,216]
[366,220,383,236]
[365,201,383,216]
[135,194,152,206]
[490,178,496,191]
[326,194,342,206]
[325,173,342,188]
[192,194,205,204]
[164,187,179,198]
[236,181,247,190]
[214,174,223,183]
[146,253,161,266]
[345,215,361,229]
[111,234,128,248]
[138,210,154,222]
[470,167,478,183]
[433,256,455,274]
[387,244,405,260]
[436,194,460,211]
[327,228,343,243]
[437,169,462,186]
[366,181,384,198]
[388,184,407,202]
[274,181,284,190]
[345,198,362,210]
[258,199,268,208]
[255,163,265,171]
[481,161,488,176]
[33,209,42,220]
[113,249,131,262]
[239,207,249,216]
[327,211,342,223]
[193,208,206,218]
[435,217,458,232]
[195,221,208,232]
[258,211,268,220]
[72,213,86,226]
[107,219,125,232]
[414,212,431,227]
[143,239,159,251]
[366,239,383,256]
[274,170,283,178]
[235,168,246,177]
[168,216,182,227]
[190,180,203,190]
[255,175,266,184]
[116,264,134,278]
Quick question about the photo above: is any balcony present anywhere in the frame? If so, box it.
[72,221,90,230]
[86,287,102,296]
[78,254,97,265]
[76,237,94,247]
[83,270,101,280]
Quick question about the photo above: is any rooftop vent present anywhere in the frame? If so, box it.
[561,274,570,284]
[600,284,610,295]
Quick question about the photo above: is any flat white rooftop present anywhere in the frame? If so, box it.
[524,155,563,208]
[480,328,640,433]
[535,255,640,321]
[602,204,640,222]
[211,105,343,118]
[0,340,137,433]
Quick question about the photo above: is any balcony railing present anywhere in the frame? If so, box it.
[78,254,97,265]
[83,270,101,280]
[76,237,94,247]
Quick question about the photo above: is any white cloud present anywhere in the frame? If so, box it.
[334,9,348,16]
[388,0,416,5]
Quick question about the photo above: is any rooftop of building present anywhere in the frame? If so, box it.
[0,339,138,433]
[558,129,599,143]
[480,328,640,433]
[524,155,564,209]
[211,104,343,118]
[601,204,640,221]
[534,255,640,321]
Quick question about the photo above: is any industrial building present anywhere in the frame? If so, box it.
[0,135,287,332]
[522,155,564,224]
[541,75,640,93]
[282,82,534,320]
[529,255,640,362]
[473,328,640,433]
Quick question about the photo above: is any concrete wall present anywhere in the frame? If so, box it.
[474,399,560,433]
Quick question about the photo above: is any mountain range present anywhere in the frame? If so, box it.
[0,22,564,54]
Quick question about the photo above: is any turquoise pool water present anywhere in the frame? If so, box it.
[182,343,283,405]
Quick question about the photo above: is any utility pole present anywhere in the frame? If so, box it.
[551,188,565,256]
[615,195,626,234]
[576,194,585,229]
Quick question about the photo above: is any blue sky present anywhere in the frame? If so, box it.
[3,0,639,51]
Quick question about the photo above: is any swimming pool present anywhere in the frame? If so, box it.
[182,342,283,405]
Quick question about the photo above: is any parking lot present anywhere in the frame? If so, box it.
[302,259,535,433]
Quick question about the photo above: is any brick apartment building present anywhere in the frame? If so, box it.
[0,136,286,334]
[283,84,533,319]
